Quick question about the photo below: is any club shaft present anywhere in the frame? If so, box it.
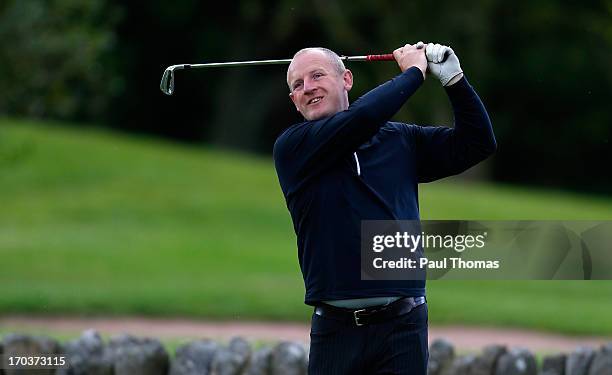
[187,59,292,68]
[167,54,395,71]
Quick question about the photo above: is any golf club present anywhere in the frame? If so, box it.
[159,54,397,95]
[160,46,449,95]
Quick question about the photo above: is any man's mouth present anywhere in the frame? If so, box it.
[308,96,323,105]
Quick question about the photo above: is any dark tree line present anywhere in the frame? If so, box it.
[1,0,610,193]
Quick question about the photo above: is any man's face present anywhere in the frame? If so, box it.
[287,50,353,121]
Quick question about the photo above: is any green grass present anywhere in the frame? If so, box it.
[1,118,611,335]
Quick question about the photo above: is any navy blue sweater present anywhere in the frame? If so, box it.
[273,67,496,305]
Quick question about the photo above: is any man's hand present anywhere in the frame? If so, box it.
[426,43,464,86]
[393,42,427,79]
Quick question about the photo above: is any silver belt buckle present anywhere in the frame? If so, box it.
[353,308,366,326]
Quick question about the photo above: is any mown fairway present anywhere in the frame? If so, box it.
[1,118,611,335]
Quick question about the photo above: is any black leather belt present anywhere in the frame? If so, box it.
[314,296,426,327]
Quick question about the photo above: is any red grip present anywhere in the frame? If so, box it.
[366,53,395,61]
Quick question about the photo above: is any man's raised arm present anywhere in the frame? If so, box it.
[411,43,497,182]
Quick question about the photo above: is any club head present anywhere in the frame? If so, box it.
[160,68,175,95]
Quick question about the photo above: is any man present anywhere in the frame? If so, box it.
[273,42,496,374]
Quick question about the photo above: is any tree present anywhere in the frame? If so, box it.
[0,0,121,122]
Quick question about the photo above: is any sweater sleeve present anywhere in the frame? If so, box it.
[411,76,497,183]
[274,67,424,196]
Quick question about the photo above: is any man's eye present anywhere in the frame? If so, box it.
[293,82,302,90]
[313,73,323,79]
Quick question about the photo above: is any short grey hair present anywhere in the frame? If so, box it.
[287,47,346,89]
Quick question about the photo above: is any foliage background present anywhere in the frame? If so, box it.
[1,0,611,193]
[1,1,611,335]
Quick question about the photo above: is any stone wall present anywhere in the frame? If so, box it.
[1,331,611,375]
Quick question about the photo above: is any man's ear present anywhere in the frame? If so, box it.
[343,69,354,92]
[289,92,300,112]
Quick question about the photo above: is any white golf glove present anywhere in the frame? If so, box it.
[426,43,463,86]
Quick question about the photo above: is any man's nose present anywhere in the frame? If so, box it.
[303,79,317,93]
